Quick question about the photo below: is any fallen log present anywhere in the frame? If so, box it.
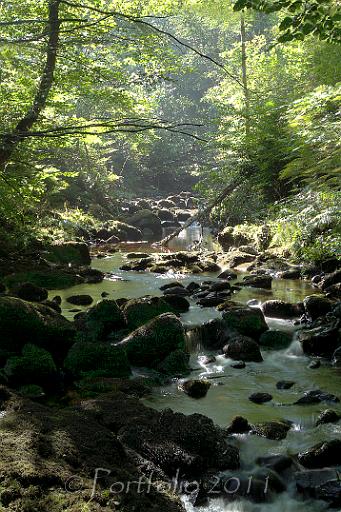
[158,181,238,247]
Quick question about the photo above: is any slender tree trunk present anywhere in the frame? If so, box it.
[240,14,250,137]
[159,182,239,247]
[0,0,61,171]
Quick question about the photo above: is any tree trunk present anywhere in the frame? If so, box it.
[240,14,250,137]
[0,0,61,171]
[159,181,239,247]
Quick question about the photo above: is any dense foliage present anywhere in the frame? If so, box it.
[0,0,340,261]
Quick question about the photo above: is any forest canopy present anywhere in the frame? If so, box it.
[0,0,340,261]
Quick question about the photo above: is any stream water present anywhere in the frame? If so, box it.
[50,223,341,512]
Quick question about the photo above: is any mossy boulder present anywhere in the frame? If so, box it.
[46,241,91,266]
[4,344,58,390]
[223,335,263,362]
[122,296,177,330]
[0,297,75,362]
[182,379,211,399]
[4,269,83,290]
[157,349,190,376]
[105,220,143,241]
[12,282,48,302]
[303,294,333,321]
[118,313,186,368]
[253,421,291,441]
[64,341,131,379]
[222,307,268,340]
[76,299,126,341]
[126,209,162,240]
[218,226,254,251]
[259,330,293,349]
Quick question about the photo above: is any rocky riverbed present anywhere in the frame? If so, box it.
[0,197,340,512]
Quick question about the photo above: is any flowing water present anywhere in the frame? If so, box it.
[49,224,341,512]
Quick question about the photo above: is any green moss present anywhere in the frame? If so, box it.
[4,344,58,390]
[120,313,186,368]
[107,220,142,241]
[157,349,190,376]
[4,270,82,290]
[80,299,126,341]
[222,307,268,340]
[45,241,91,266]
[123,297,176,330]
[0,297,75,362]
[64,341,131,379]
[259,330,292,349]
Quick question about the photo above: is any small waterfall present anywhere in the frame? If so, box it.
[285,331,303,357]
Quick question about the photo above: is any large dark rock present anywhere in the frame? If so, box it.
[316,409,340,426]
[252,420,291,440]
[240,275,273,290]
[77,392,239,481]
[122,296,176,330]
[217,269,237,280]
[0,389,186,512]
[320,269,341,292]
[12,282,48,302]
[224,335,263,362]
[226,416,251,434]
[46,241,91,265]
[249,392,272,404]
[66,294,93,306]
[4,344,58,391]
[222,307,268,340]
[217,226,252,251]
[196,318,229,350]
[118,313,186,368]
[76,299,126,342]
[105,220,143,242]
[262,300,303,319]
[126,209,162,240]
[295,389,339,405]
[162,294,190,313]
[298,321,340,358]
[0,296,75,362]
[303,295,333,320]
[157,350,190,377]
[259,330,292,349]
[298,440,341,468]
[182,379,211,399]
[64,341,131,379]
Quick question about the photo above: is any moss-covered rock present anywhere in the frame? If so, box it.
[0,297,75,362]
[157,349,190,376]
[222,307,268,340]
[182,379,211,398]
[4,344,58,390]
[105,220,143,241]
[64,341,131,379]
[126,209,162,240]
[118,313,186,368]
[259,330,292,349]
[252,421,291,440]
[4,269,83,290]
[223,335,263,362]
[122,296,177,330]
[12,282,48,302]
[217,226,255,251]
[46,241,91,265]
[77,299,126,341]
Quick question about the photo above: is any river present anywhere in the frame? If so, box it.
[49,223,341,512]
